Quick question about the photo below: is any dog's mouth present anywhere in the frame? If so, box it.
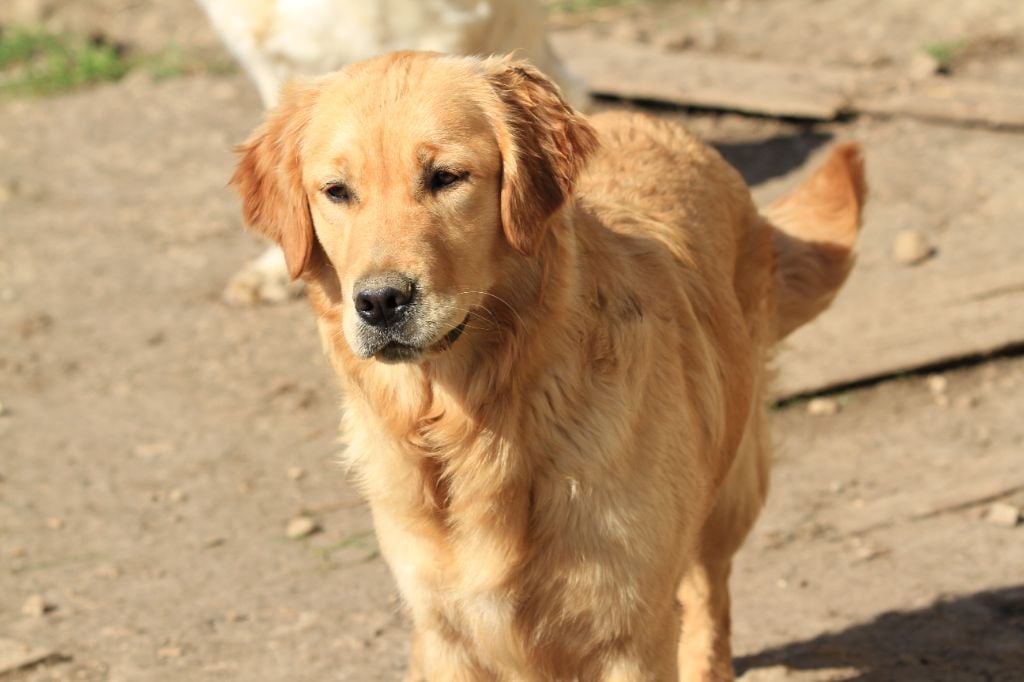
[374,316,469,364]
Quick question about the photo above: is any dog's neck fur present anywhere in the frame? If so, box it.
[314,207,595,566]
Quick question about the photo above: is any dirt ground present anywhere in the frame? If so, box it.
[2,1,1022,680]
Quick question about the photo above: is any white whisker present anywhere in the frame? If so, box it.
[455,290,526,329]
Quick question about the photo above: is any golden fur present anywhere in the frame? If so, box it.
[199,0,589,306]
[231,52,865,681]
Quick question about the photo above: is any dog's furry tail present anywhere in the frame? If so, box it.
[764,143,866,340]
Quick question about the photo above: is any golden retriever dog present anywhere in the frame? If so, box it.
[197,0,588,304]
[230,51,865,680]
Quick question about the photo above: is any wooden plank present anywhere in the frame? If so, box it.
[765,121,1024,397]
[774,284,1024,398]
[819,450,1023,540]
[552,33,1024,130]
[856,79,1024,130]
[0,639,60,677]
[551,32,858,120]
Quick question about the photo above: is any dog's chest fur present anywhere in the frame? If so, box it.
[332,314,707,673]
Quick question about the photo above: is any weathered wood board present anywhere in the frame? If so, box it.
[0,639,59,677]
[551,32,859,120]
[757,121,1024,397]
[857,79,1024,130]
[551,32,1024,130]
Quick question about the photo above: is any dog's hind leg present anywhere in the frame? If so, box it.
[677,552,736,682]
[677,390,772,681]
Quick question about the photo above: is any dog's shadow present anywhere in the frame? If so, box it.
[712,131,833,187]
[735,584,1024,681]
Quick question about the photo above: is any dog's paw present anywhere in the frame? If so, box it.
[223,247,305,305]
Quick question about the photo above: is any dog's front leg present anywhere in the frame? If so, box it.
[407,626,496,682]
[404,629,426,682]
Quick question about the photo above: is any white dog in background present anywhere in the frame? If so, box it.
[197,0,588,304]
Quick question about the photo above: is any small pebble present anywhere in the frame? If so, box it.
[286,466,306,481]
[157,645,182,659]
[926,375,948,395]
[0,400,8,416]
[893,229,933,265]
[286,516,319,540]
[807,397,840,416]
[21,595,54,618]
[854,545,889,562]
[986,502,1021,528]
[46,517,63,530]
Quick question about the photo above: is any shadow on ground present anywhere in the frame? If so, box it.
[713,131,833,187]
[736,585,1024,681]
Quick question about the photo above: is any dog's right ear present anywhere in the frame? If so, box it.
[230,79,321,280]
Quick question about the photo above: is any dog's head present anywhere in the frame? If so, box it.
[231,52,598,363]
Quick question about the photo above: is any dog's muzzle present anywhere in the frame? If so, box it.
[372,316,469,363]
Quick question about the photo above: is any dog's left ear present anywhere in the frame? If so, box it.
[485,58,599,256]
[230,79,321,280]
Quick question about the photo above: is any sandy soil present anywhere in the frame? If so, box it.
[2,1,1022,680]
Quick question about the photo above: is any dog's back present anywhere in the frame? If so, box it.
[577,111,865,678]
[582,111,864,345]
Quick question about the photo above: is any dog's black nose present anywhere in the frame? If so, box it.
[355,285,413,327]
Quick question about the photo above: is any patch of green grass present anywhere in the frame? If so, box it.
[924,41,963,73]
[0,26,130,96]
[138,45,238,82]
[0,26,237,97]
[138,45,189,82]
[0,26,56,67]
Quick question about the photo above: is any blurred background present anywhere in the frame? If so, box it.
[1,1,1022,680]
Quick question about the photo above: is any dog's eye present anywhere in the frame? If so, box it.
[430,169,465,192]
[324,182,352,204]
